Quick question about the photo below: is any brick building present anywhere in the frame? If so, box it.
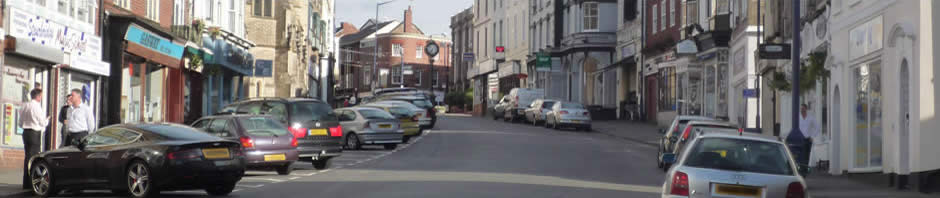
[339,7,452,96]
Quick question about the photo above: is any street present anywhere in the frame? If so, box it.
[8,115,664,198]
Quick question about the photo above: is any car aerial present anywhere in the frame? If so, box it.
[492,88,544,122]
[27,123,245,198]
[377,95,437,128]
[334,107,405,150]
[361,103,422,143]
[369,100,432,131]
[665,120,740,170]
[524,99,558,125]
[219,97,341,170]
[192,114,299,175]
[658,116,716,170]
[544,102,592,131]
[661,129,806,198]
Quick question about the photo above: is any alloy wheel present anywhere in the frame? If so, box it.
[31,162,52,195]
[128,162,151,197]
[346,134,360,150]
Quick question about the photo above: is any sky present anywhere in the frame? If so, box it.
[336,0,474,37]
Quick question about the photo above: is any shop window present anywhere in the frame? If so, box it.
[853,60,882,168]
[717,63,728,119]
[705,65,716,117]
[391,67,402,85]
[144,64,165,122]
[658,67,676,111]
[121,62,143,123]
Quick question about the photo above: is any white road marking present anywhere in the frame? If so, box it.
[241,177,284,183]
[237,184,265,188]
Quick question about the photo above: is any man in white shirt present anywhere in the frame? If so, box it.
[18,89,49,189]
[797,104,819,170]
[65,89,96,146]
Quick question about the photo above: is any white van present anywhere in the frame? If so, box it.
[492,88,545,122]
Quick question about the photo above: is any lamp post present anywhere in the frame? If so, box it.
[373,0,399,92]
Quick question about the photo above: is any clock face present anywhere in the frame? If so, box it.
[425,42,440,56]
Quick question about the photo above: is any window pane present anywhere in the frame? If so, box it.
[121,62,143,123]
[869,61,882,167]
[684,138,794,175]
[239,117,290,136]
[253,0,262,16]
[854,65,869,167]
[264,0,272,17]
[144,65,164,122]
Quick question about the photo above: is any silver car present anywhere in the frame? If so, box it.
[334,107,404,150]
[661,130,807,198]
[370,100,432,130]
[544,102,592,131]
[524,99,558,125]
[658,116,718,170]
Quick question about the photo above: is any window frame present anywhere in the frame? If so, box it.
[416,45,423,59]
[582,2,599,31]
[391,67,403,85]
[652,4,659,33]
[670,0,676,27]
[392,44,403,57]
[147,0,160,22]
[252,0,274,17]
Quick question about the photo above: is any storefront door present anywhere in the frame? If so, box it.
[853,60,883,170]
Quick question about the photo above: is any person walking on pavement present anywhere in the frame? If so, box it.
[65,89,96,146]
[19,89,49,189]
[799,104,819,166]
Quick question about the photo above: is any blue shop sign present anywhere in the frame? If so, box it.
[125,25,184,59]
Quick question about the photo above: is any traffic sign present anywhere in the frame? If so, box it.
[463,53,475,61]
[743,89,759,98]
[758,43,791,59]
[536,52,551,72]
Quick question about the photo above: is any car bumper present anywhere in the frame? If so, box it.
[297,145,343,159]
[418,120,432,127]
[358,131,404,144]
[159,159,245,190]
[557,119,592,127]
[244,149,299,166]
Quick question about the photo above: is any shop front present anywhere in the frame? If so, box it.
[1,5,108,154]
[103,15,185,125]
[201,37,253,115]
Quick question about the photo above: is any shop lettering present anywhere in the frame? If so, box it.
[140,33,161,50]
[55,30,88,53]
[26,19,56,40]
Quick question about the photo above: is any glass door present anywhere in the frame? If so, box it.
[853,60,883,170]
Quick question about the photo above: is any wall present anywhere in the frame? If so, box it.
[244,0,280,97]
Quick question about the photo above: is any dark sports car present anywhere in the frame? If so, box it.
[27,123,246,198]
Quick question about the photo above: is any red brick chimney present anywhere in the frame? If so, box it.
[404,6,413,33]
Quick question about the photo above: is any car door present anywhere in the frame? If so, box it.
[81,128,127,184]
[92,128,144,186]
[343,110,361,134]
[43,145,85,185]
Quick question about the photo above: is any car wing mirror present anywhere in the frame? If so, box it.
[662,153,677,165]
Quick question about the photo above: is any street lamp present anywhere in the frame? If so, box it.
[373,0,399,92]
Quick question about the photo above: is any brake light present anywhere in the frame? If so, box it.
[560,111,569,115]
[583,111,590,116]
[670,171,690,196]
[682,126,693,140]
[424,110,431,118]
[290,137,298,147]
[240,137,254,149]
[168,149,202,160]
[786,182,805,198]
[329,126,343,137]
[289,127,307,138]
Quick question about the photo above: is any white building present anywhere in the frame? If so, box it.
[825,0,939,190]
[728,0,763,129]
[558,0,618,105]
[469,0,504,115]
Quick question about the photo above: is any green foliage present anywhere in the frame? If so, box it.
[767,52,830,94]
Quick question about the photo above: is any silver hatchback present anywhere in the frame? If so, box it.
[544,102,592,131]
[661,131,807,198]
[334,107,404,150]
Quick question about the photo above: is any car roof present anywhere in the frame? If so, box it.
[675,115,716,122]
[685,120,737,127]
[197,114,275,120]
[236,97,326,103]
[382,95,426,100]
[693,131,784,144]
[336,106,383,111]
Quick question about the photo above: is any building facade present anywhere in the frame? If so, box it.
[0,0,109,167]
[641,0,682,126]
[498,0,529,93]
[470,0,504,116]
[614,0,642,119]
[190,0,255,120]
[450,8,474,93]
[245,0,313,99]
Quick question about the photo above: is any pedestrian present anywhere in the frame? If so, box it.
[19,88,49,189]
[65,89,96,146]
[344,99,350,107]
[799,104,820,168]
[349,95,358,106]
[58,98,71,146]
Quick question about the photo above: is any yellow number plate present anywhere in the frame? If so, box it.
[309,129,328,136]
[715,184,761,197]
[264,154,286,161]
[202,148,231,159]
[379,124,392,129]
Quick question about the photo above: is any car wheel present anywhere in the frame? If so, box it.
[30,160,58,197]
[312,158,332,170]
[127,161,156,198]
[205,182,236,196]
[276,164,293,175]
[384,144,398,150]
[345,133,361,150]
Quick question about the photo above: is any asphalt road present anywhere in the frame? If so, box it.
[21,115,666,198]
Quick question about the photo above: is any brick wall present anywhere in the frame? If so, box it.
[0,148,25,169]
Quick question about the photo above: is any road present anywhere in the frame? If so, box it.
[21,115,666,198]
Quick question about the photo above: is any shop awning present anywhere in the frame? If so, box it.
[203,36,254,75]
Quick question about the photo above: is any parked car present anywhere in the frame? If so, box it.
[192,115,298,175]
[334,107,404,150]
[369,100,432,131]
[362,104,422,142]
[658,116,716,170]
[544,102,592,131]
[492,88,544,122]
[666,120,740,171]
[373,87,418,96]
[524,99,558,125]
[27,123,245,198]
[378,95,437,128]
[661,129,806,198]
[219,98,341,170]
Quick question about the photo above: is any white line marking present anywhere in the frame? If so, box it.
[237,184,264,188]
[289,177,299,180]
[241,177,284,182]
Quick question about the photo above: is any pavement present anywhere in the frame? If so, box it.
[0,114,935,197]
